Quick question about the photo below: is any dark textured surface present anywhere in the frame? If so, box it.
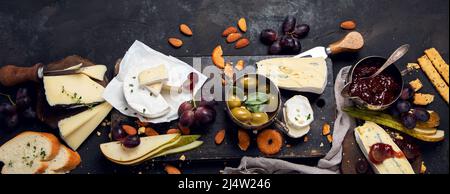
[0,0,448,174]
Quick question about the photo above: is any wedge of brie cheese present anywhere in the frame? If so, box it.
[138,64,169,86]
[257,57,327,94]
[79,65,107,81]
[282,95,314,138]
[43,74,105,106]
[355,121,415,174]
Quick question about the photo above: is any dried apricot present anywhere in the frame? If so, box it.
[257,129,283,155]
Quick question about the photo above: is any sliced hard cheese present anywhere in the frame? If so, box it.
[63,102,112,150]
[138,64,169,86]
[355,121,414,174]
[43,74,105,106]
[145,83,163,96]
[79,65,107,81]
[59,101,112,138]
[100,134,179,162]
[257,57,327,94]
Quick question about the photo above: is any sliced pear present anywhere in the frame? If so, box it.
[413,128,437,135]
[100,134,179,162]
[152,140,203,159]
[417,130,445,142]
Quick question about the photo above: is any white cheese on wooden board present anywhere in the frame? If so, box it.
[79,65,107,81]
[100,134,179,162]
[138,64,169,86]
[43,74,105,106]
[257,57,327,94]
[355,121,414,174]
[62,102,113,150]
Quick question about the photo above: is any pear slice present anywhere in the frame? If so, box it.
[152,137,203,159]
[413,128,437,135]
[100,134,179,162]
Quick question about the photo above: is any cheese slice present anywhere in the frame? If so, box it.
[43,74,105,106]
[138,65,169,86]
[63,102,113,150]
[285,95,314,129]
[100,134,179,162]
[79,65,107,81]
[145,83,163,96]
[58,101,112,138]
[355,121,415,174]
[257,57,327,94]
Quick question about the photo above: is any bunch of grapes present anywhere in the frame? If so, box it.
[260,16,310,55]
[178,96,217,131]
[390,86,430,129]
[0,88,36,129]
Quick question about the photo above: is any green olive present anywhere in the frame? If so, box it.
[250,112,270,126]
[231,107,252,123]
[239,77,258,90]
[227,95,242,109]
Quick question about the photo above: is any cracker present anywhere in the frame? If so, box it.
[425,48,449,84]
[418,55,449,104]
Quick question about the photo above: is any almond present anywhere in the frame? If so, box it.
[226,33,242,43]
[340,20,356,30]
[327,134,333,143]
[164,165,181,174]
[215,129,226,145]
[224,63,234,79]
[236,60,245,71]
[145,127,159,136]
[235,38,250,49]
[238,18,247,32]
[179,24,193,36]
[122,125,137,136]
[222,27,238,37]
[212,45,225,69]
[135,121,149,127]
[168,38,183,48]
[322,123,331,136]
[304,135,309,142]
[238,129,250,151]
[166,128,181,134]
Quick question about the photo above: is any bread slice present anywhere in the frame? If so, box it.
[46,145,81,173]
[0,131,60,174]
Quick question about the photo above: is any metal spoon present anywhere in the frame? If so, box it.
[359,44,410,80]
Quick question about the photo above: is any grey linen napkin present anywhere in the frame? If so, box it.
[223,66,356,174]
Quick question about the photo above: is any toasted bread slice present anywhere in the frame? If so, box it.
[47,145,81,173]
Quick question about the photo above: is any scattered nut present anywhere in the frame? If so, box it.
[215,129,226,145]
[226,33,242,43]
[167,128,181,134]
[222,26,239,37]
[179,154,186,161]
[164,164,181,174]
[235,38,250,49]
[236,60,245,71]
[322,123,331,136]
[224,63,234,79]
[238,18,247,32]
[420,161,427,174]
[238,129,250,151]
[327,134,333,143]
[122,125,137,136]
[96,131,101,136]
[212,45,225,69]
[168,38,183,48]
[145,127,159,136]
[340,20,357,30]
[179,24,193,36]
[304,135,309,142]
[138,127,146,135]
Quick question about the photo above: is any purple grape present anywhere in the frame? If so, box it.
[400,86,415,100]
[122,135,140,148]
[0,103,16,116]
[16,96,31,111]
[413,108,430,122]
[282,16,297,33]
[396,100,411,113]
[22,107,36,119]
[389,107,401,118]
[401,113,416,129]
[179,110,195,128]
[6,114,19,129]
[291,38,302,54]
[178,101,194,116]
[199,95,216,109]
[292,24,310,38]
[194,106,216,126]
[16,88,28,99]
[269,40,282,55]
[260,29,278,45]
[280,35,296,51]
[111,125,127,141]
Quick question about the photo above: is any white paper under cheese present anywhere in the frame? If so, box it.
[355,121,414,174]
[63,102,112,150]
[43,74,105,106]
[100,134,179,162]
[257,57,327,94]
[79,65,107,81]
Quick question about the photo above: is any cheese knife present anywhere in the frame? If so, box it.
[295,31,364,59]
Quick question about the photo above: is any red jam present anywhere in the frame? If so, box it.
[369,143,404,164]
[349,64,400,106]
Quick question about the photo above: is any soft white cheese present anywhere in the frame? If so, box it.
[282,95,314,138]
[138,64,169,86]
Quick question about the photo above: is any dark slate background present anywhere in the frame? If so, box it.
[0,0,448,174]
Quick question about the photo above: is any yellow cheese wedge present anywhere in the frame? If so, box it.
[63,102,112,150]
[138,65,169,86]
[43,74,105,106]
[79,65,107,81]
[100,134,179,162]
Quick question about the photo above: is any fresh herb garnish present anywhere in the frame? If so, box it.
[306,114,311,120]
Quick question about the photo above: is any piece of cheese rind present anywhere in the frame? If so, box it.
[43,74,105,106]
[257,57,327,94]
[425,48,449,84]
[63,102,112,150]
[418,55,449,104]
[79,65,107,81]
[138,65,169,86]
[355,121,414,174]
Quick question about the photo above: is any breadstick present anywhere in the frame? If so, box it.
[425,48,449,84]
[418,55,449,104]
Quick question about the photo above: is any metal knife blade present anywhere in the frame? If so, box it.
[39,63,83,78]
[294,46,331,59]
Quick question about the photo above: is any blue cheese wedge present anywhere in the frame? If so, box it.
[355,121,415,174]
[257,57,327,94]
[43,74,105,106]
[282,95,314,138]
